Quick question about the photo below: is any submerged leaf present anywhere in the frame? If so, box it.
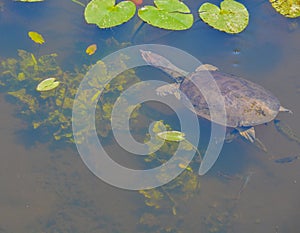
[86,44,97,55]
[139,213,159,227]
[138,0,193,30]
[139,189,164,209]
[199,0,249,34]
[84,0,136,28]
[157,130,185,142]
[151,121,170,134]
[274,155,298,163]
[28,31,45,44]
[269,0,300,18]
[36,77,60,92]
[8,89,38,113]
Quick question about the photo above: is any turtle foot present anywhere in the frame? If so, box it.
[237,126,256,143]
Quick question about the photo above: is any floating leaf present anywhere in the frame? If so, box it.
[138,0,193,30]
[269,0,300,18]
[157,130,185,142]
[36,78,60,92]
[84,0,136,28]
[86,44,97,55]
[28,31,45,44]
[199,0,249,34]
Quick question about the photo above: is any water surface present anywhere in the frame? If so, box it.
[0,0,299,232]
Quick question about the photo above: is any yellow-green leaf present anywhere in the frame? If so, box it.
[199,0,249,34]
[269,0,300,18]
[28,31,45,44]
[86,44,97,55]
[157,130,185,142]
[36,77,60,92]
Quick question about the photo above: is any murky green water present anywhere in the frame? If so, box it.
[0,0,299,232]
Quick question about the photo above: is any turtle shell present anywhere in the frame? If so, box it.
[179,71,281,128]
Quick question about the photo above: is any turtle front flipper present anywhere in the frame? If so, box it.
[237,126,256,143]
[195,64,219,72]
[156,83,181,99]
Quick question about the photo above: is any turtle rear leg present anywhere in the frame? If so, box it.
[237,126,256,143]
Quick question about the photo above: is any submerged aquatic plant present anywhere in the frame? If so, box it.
[0,48,141,144]
[157,130,202,160]
[138,121,202,231]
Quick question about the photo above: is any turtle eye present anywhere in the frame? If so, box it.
[176,76,185,83]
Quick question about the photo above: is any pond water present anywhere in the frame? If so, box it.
[0,0,300,232]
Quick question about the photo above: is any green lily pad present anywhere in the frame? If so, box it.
[199,0,249,34]
[36,78,60,92]
[138,0,193,30]
[269,0,300,18]
[157,130,186,142]
[84,0,136,28]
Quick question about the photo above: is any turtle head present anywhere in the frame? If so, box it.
[140,50,159,67]
[140,50,189,81]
